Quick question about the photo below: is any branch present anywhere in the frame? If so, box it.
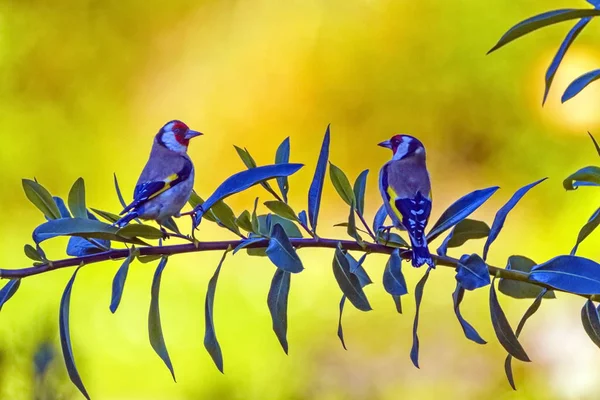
[1,237,591,300]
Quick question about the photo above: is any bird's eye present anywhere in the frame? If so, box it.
[173,128,181,134]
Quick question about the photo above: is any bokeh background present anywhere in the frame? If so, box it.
[2,0,600,399]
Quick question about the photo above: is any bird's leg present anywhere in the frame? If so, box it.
[379,225,393,245]
[159,225,171,240]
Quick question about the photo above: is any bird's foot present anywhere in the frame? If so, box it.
[377,225,394,245]
[160,226,171,240]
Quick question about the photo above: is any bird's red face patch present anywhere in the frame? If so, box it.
[389,135,405,154]
[171,121,190,146]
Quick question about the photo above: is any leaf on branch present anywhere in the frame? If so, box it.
[572,207,600,255]
[410,268,431,368]
[117,224,164,240]
[372,204,389,234]
[383,249,408,296]
[489,277,530,362]
[452,283,486,344]
[90,208,120,223]
[563,69,600,103]
[298,210,308,228]
[33,218,148,246]
[267,268,291,354]
[456,254,491,291]
[392,295,402,314]
[483,178,547,260]
[307,125,330,234]
[59,266,90,400]
[68,178,87,219]
[266,223,303,273]
[530,255,600,295]
[234,145,282,200]
[337,296,348,350]
[589,131,600,157]
[113,173,127,209]
[346,202,363,244]
[210,200,241,235]
[563,166,600,190]
[581,299,600,349]
[236,210,254,233]
[264,201,299,222]
[162,217,180,234]
[110,249,135,314]
[505,289,547,390]
[22,179,61,220]
[436,219,490,257]
[488,8,600,54]
[426,186,500,242]
[204,250,228,373]
[275,137,291,203]
[148,257,176,381]
[233,237,265,254]
[353,170,369,216]
[66,236,109,257]
[337,253,371,349]
[329,162,355,207]
[543,18,591,105]
[499,256,556,299]
[258,215,302,238]
[376,231,410,248]
[193,164,303,228]
[0,279,21,312]
[24,244,44,262]
[332,245,371,311]
[53,197,72,218]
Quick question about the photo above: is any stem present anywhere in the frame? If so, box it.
[357,211,376,240]
[2,238,598,301]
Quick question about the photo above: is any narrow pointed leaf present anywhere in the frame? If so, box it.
[581,299,600,349]
[489,277,530,362]
[329,163,355,206]
[373,204,388,233]
[110,251,134,313]
[267,269,291,354]
[236,210,253,232]
[0,279,21,311]
[410,268,431,368]
[483,178,546,260]
[563,166,600,190]
[589,131,600,157]
[563,69,600,103]
[204,251,228,373]
[33,218,148,246]
[332,245,371,311]
[427,186,500,242]
[337,296,347,350]
[264,201,299,222]
[392,295,402,313]
[452,283,486,344]
[488,9,600,54]
[22,179,61,220]
[530,255,600,295]
[376,231,410,248]
[308,126,330,233]
[275,137,291,203]
[346,203,363,243]
[456,254,491,291]
[543,18,591,104]
[346,252,372,287]
[194,164,303,227]
[266,223,303,273]
[66,237,109,257]
[234,146,281,199]
[233,237,265,254]
[210,200,241,235]
[351,170,369,217]
[148,257,176,381]
[68,178,87,219]
[499,256,556,299]
[505,289,547,390]
[572,207,600,255]
[24,244,44,262]
[298,210,308,228]
[59,267,90,400]
[53,197,72,218]
[383,249,408,296]
[90,208,120,223]
[117,224,164,240]
[162,217,180,234]
[437,219,490,256]
[113,173,127,208]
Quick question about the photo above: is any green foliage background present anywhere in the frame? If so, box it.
[1,1,600,399]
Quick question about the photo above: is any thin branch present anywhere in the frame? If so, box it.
[1,238,596,302]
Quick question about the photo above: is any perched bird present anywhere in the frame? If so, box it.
[378,134,434,268]
[116,120,203,232]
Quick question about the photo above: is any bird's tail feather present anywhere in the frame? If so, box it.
[410,243,434,268]
[115,212,138,228]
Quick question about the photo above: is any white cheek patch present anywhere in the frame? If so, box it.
[393,140,410,160]
[162,132,187,153]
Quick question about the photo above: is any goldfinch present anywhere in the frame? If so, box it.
[116,120,203,230]
[378,135,434,268]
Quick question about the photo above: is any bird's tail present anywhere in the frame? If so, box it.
[409,236,435,268]
[114,212,138,228]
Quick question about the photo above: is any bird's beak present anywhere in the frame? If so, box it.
[184,129,203,140]
[378,140,392,149]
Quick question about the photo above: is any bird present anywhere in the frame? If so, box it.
[378,134,434,268]
[115,120,203,233]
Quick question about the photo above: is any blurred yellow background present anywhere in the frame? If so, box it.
[2,1,600,399]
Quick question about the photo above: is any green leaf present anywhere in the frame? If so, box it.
[563,166,600,190]
[264,201,298,222]
[149,257,176,381]
[233,146,281,200]
[113,173,127,208]
[68,178,87,219]
[162,217,181,234]
[437,219,490,256]
[90,208,120,223]
[308,126,330,233]
[589,131,600,157]
[266,224,304,273]
[0,279,21,312]
[353,170,369,216]
[572,207,600,255]
[236,210,254,232]
[346,203,363,244]
[24,244,44,262]
[332,245,371,311]
[188,192,217,223]
[211,200,241,235]
[275,137,291,203]
[257,215,302,238]
[251,198,259,233]
[204,251,228,373]
[267,269,291,354]
[329,163,355,206]
[33,218,148,246]
[22,179,61,220]
[110,250,135,313]
[499,256,556,299]
[117,224,164,240]
[376,231,410,248]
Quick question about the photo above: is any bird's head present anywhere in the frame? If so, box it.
[378,134,425,160]
[156,120,203,153]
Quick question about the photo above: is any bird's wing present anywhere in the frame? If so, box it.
[119,158,193,215]
[393,192,431,246]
